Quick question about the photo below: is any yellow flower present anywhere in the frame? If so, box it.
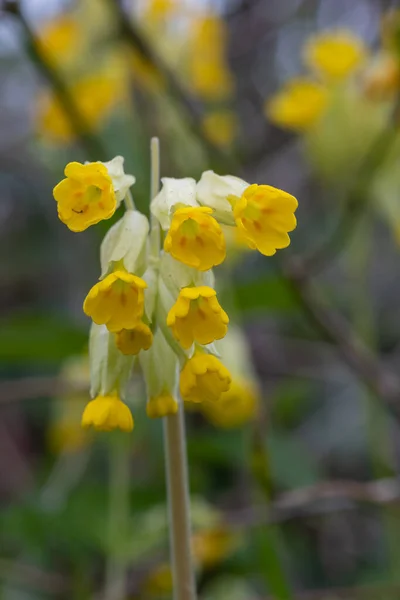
[146,393,178,418]
[81,394,133,432]
[180,353,231,403]
[167,286,229,349]
[187,16,233,100]
[304,30,367,81]
[83,271,147,332]
[233,184,298,256]
[143,563,173,596]
[202,110,237,147]
[192,527,238,568]
[37,15,81,66]
[53,161,116,232]
[164,207,226,271]
[115,323,153,355]
[201,378,258,428]
[39,74,126,143]
[266,78,328,131]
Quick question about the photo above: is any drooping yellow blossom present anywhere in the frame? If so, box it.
[180,353,231,403]
[266,78,328,131]
[167,286,229,349]
[164,207,226,271]
[202,110,237,147]
[233,184,298,256]
[192,526,238,568]
[81,394,134,431]
[39,74,126,143]
[53,162,116,232]
[304,30,367,81]
[83,271,147,332]
[147,393,178,418]
[116,323,153,355]
[187,16,233,100]
[37,15,81,67]
[201,378,258,428]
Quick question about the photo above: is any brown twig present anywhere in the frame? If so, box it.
[278,255,400,420]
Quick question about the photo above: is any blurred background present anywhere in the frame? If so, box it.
[3,0,400,598]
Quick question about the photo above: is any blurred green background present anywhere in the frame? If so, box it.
[2,0,400,598]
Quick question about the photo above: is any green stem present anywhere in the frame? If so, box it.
[105,436,130,600]
[163,404,197,600]
[149,137,196,600]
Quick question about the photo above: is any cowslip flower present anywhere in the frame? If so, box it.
[304,30,367,81]
[167,286,228,349]
[164,207,226,271]
[53,162,116,231]
[147,393,178,418]
[53,145,298,433]
[37,14,81,67]
[116,323,153,355]
[53,157,135,232]
[233,184,298,256]
[81,394,134,432]
[266,78,328,131]
[83,271,147,332]
[180,352,231,404]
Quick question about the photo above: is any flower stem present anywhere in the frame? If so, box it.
[149,137,196,600]
[163,404,197,600]
[124,189,135,211]
[105,435,130,600]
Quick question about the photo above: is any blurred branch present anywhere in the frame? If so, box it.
[280,256,400,420]
[108,0,237,172]
[228,477,400,527]
[3,0,108,161]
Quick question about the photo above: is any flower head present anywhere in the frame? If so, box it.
[146,393,178,418]
[201,378,258,428]
[37,15,81,67]
[81,394,134,431]
[233,184,298,256]
[83,271,147,332]
[266,78,328,131]
[167,286,228,349]
[304,30,367,81]
[164,207,226,271]
[180,353,231,403]
[116,323,153,355]
[53,161,116,231]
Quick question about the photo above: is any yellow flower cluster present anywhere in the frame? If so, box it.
[266,29,367,131]
[52,150,297,432]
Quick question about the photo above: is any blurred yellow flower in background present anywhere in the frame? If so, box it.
[144,0,178,20]
[130,49,164,92]
[38,70,128,143]
[201,378,258,428]
[266,78,328,131]
[304,30,367,81]
[37,14,81,67]
[187,16,233,100]
[192,526,238,569]
[48,356,90,454]
[143,563,173,597]
[202,110,237,147]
